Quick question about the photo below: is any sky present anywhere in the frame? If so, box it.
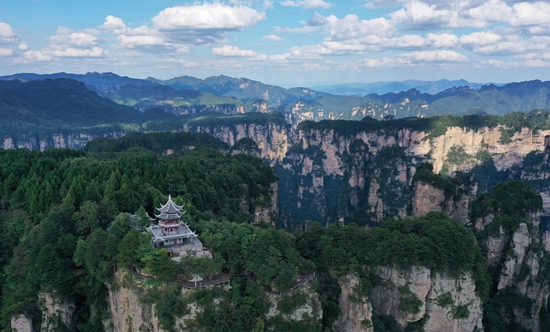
[1,0,550,86]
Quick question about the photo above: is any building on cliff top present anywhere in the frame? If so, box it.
[146,195,211,259]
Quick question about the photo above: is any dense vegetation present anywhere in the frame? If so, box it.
[0,133,278,330]
[298,110,550,138]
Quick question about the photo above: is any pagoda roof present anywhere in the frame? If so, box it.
[156,195,184,214]
[155,212,183,220]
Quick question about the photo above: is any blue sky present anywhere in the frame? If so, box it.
[1,0,550,86]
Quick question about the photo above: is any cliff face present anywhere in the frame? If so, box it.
[477,212,548,332]
[332,274,373,332]
[103,270,321,332]
[411,181,470,224]
[334,269,483,332]
[188,122,291,164]
[2,131,125,151]
[105,275,198,332]
[270,124,550,226]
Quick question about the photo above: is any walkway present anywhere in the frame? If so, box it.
[127,268,315,292]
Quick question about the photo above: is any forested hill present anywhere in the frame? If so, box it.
[0,78,141,136]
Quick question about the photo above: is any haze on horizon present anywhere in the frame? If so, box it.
[1,0,550,86]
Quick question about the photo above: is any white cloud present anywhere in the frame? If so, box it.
[39,27,105,58]
[465,0,513,25]
[459,31,502,46]
[426,33,459,48]
[213,45,259,57]
[0,22,18,45]
[304,13,330,26]
[100,15,127,33]
[46,47,104,57]
[402,50,468,62]
[152,4,265,31]
[104,4,266,53]
[279,0,333,9]
[509,1,550,26]
[18,43,29,51]
[360,57,400,67]
[262,34,284,41]
[524,59,550,67]
[0,47,14,56]
[326,15,395,40]
[390,1,457,29]
[22,50,51,61]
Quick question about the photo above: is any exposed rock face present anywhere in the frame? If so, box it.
[268,123,550,226]
[333,274,373,332]
[188,122,291,164]
[10,315,33,332]
[479,211,548,332]
[1,132,125,151]
[105,272,199,332]
[265,286,322,322]
[39,292,75,332]
[372,267,483,332]
[411,181,470,224]
[105,270,320,332]
[367,179,383,222]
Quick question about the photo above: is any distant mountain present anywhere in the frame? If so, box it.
[3,72,550,127]
[150,75,330,107]
[0,72,155,90]
[97,84,243,112]
[0,78,142,136]
[310,79,494,96]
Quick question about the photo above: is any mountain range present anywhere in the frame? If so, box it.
[2,72,550,133]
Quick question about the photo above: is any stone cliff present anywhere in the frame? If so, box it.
[334,269,483,332]
[2,131,125,151]
[103,270,320,332]
[187,122,291,164]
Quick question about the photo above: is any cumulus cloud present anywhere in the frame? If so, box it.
[40,26,105,57]
[426,33,459,48]
[100,15,127,33]
[0,47,14,56]
[262,34,284,41]
[525,59,550,67]
[402,50,468,62]
[212,45,259,57]
[459,31,502,46]
[152,4,265,31]
[304,13,330,26]
[103,4,265,53]
[360,57,401,67]
[22,50,51,61]
[0,22,18,45]
[279,0,333,9]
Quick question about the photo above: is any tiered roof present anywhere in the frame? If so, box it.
[155,195,185,220]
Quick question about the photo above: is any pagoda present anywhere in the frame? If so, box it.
[146,195,206,257]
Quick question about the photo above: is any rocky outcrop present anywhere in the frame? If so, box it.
[372,267,483,332]
[411,181,470,224]
[265,286,322,323]
[333,274,373,332]
[39,292,75,332]
[2,132,125,151]
[188,122,291,163]
[477,209,549,332]
[105,270,320,332]
[10,315,33,332]
[105,271,200,332]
